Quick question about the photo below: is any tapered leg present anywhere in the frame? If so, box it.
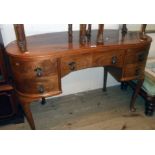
[103,67,108,92]
[18,96,36,130]
[130,79,144,112]
[22,103,35,130]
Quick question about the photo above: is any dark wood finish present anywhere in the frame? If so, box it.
[122,24,128,34]
[127,81,155,116]
[68,24,73,43]
[130,79,144,112]
[103,67,108,92]
[68,24,72,36]
[87,24,92,41]
[0,31,7,83]
[6,24,152,129]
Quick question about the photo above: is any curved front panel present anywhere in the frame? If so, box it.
[9,57,61,96]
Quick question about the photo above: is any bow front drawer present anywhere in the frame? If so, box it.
[125,47,149,64]
[10,58,58,78]
[123,64,145,79]
[13,75,60,95]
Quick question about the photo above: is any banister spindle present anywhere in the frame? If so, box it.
[140,24,147,40]
[80,24,87,44]
[68,24,72,36]
[14,24,27,52]
[87,24,92,37]
[68,24,73,43]
[122,24,128,34]
[141,24,147,35]
[97,24,104,44]
[86,24,92,42]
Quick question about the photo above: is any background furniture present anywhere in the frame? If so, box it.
[0,28,24,125]
[6,24,152,129]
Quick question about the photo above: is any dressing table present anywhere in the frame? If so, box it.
[6,24,152,129]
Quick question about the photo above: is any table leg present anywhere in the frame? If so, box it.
[18,96,36,130]
[130,79,144,112]
[103,67,108,92]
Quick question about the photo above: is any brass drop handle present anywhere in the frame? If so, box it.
[68,62,76,71]
[34,67,43,77]
[135,69,140,76]
[38,85,45,93]
[111,56,118,64]
[138,53,145,62]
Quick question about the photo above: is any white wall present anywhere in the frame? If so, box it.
[0,24,155,97]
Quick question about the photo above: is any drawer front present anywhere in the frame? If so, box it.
[125,48,149,64]
[93,50,125,67]
[14,75,60,94]
[10,58,58,78]
[61,53,92,76]
[123,64,145,78]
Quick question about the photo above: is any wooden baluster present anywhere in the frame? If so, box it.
[68,24,72,36]
[68,24,73,43]
[97,24,104,44]
[140,24,147,40]
[87,24,92,37]
[14,24,27,52]
[122,24,128,34]
[141,24,147,35]
[79,24,87,44]
[86,24,92,42]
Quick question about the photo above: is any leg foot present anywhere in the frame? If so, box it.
[130,107,136,112]
[121,82,128,91]
[41,97,46,105]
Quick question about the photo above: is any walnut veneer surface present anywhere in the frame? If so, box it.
[6,29,152,129]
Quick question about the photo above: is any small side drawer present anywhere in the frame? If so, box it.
[14,75,60,94]
[123,64,145,78]
[61,53,92,76]
[125,48,149,64]
[10,58,58,78]
[93,50,125,67]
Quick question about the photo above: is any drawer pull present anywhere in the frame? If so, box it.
[68,62,76,71]
[38,85,45,93]
[135,69,140,76]
[34,67,43,77]
[111,56,117,64]
[138,53,145,62]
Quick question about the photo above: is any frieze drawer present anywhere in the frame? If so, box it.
[61,53,92,76]
[93,50,125,67]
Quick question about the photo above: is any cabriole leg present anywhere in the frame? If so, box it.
[130,79,144,112]
[18,96,36,130]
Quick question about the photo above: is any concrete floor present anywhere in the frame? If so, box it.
[0,85,155,130]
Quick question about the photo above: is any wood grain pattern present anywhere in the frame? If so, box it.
[6,27,152,129]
